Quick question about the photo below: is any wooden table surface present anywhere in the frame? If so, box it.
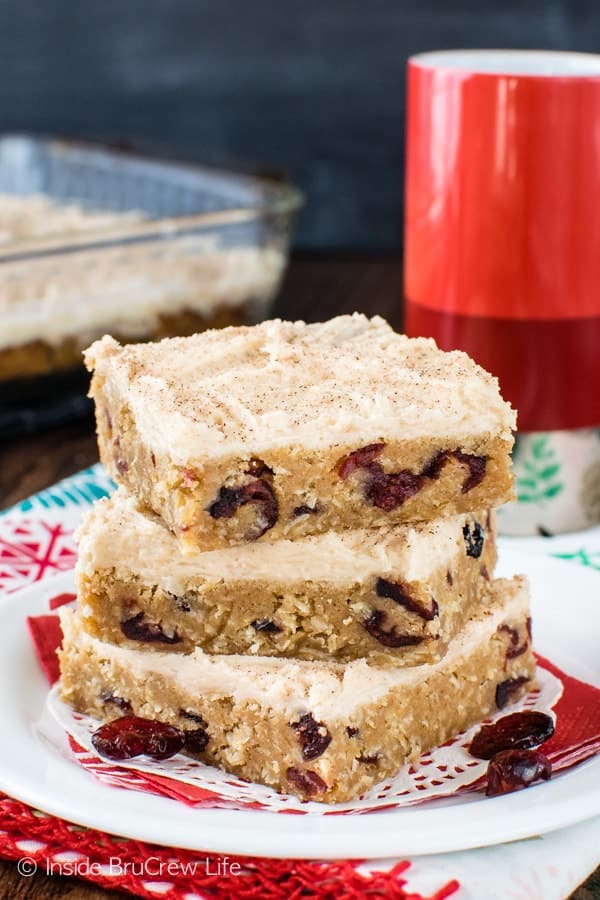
[0,256,596,899]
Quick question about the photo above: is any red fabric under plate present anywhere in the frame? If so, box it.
[26,615,63,685]
[0,795,459,899]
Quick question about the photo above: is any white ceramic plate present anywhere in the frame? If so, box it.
[0,547,598,859]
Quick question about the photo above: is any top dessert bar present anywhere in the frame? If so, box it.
[86,314,516,550]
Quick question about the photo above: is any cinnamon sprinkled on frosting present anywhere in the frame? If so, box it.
[85,314,516,461]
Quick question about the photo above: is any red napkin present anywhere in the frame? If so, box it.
[534,654,600,770]
[25,591,75,683]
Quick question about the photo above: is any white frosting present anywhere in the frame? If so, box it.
[0,243,283,350]
[76,489,475,591]
[85,315,516,459]
[0,194,144,244]
[0,194,283,350]
[61,576,529,719]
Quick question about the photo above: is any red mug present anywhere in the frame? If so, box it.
[404,50,600,433]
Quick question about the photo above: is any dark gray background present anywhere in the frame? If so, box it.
[0,0,598,249]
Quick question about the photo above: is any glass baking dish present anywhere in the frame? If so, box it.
[0,134,302,376]
[0,135,302,437]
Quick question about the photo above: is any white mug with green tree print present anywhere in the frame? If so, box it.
[497,428,600,536]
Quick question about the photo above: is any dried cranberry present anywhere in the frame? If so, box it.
[184,727,209,754]
[498,624,529,659]
[293,504,319,517]
[357,753,380,765]
[180,709,206,725]
[245,457,273,477]
[364,610,424,647]
[337,443,385,479]
[419,449,486,493]
[208,478,278,540]
[251,618,281,634]
[495,676,531,709]
[499,624,519,643]
[91,716,185,761]
[338,442,424,511]
[181,468,198,489]
[292,713,332,761]
[375,577,438,621]
[346,726,360,738]
[115,458,129,475]
[365,466,425,511]
[286,767,328,797]
[121,612,181,644]
[100,691,132,714]
[470,711,555,759]
[486,749,552,796]
[421,450,452,479]
[480,565,490,581]
[463,520,485,558]
[454,451,487,493]
[337,443,486,507]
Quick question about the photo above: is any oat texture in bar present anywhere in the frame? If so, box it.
[76,490,497,662]
[59,576,534,804]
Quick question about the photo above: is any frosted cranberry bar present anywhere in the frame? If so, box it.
[59,576,534,803]
[85,315,516,551]
[76,490,497,663]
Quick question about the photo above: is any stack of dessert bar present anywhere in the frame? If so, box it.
[59,314,535,803]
